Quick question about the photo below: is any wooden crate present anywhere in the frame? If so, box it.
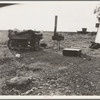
[62,48,81,57]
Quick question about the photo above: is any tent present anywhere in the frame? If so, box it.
[89,4,100,49]
[95,26,100,43]
[94,4,100,44]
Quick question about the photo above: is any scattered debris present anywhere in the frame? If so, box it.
[40,38,47,48]
[22,87,37,95]
[11,88,21,95]
[89,42,100,49]
[6,76,33,88]
[40,43,47,48]
[15,54,21,58]
[81,53,93,61]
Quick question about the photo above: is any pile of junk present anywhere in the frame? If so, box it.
[7,29,44,51]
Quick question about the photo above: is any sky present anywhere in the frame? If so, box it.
[0,1,100,32]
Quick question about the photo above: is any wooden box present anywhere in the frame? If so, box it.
[63,48,81,57]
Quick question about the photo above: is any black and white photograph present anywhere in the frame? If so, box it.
[0,1,100,98]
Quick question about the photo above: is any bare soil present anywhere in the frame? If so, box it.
[0,31,100,95]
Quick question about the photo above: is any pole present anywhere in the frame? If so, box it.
[54,15,58,36]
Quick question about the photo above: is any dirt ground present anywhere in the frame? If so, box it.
[0,31,100,95]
